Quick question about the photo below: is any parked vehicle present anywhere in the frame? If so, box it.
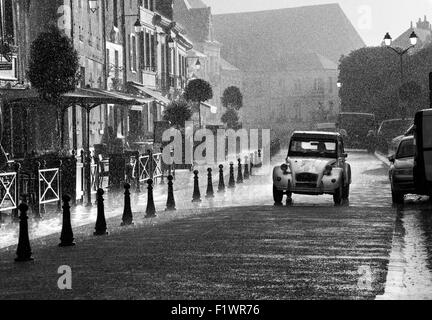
[388,136,415,204]
[413,109,432,197]
[336,112,377,150]
[389,124,415,157]
[273,131,351,206]
[314,123,337,132]
[377,118,413,155]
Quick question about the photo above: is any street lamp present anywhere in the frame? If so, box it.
[195,59,201,70]
[88,0,98,13]
[167,35,175,48]
[383,31,418,116]
[383,31,418,82]
[133,18,143,33]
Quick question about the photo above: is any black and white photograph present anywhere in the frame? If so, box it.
[0,0,432,306]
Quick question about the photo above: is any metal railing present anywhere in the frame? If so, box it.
[0,172,18,212]
[38,168,60,206]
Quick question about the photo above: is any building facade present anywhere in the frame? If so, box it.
[0,0,193,157]
[173,0,242,126]
[213,4,365,138]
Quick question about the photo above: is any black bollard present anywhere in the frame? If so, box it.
[237,158,244,184]
[165,175,176,211]
[218,165,226,193]
[15,202,34,262]
[228,163,236,188]
[145,179,157,218]
[121,183,134,226]
[206,168,215,198]
[244,156,250,180]
[59,195,75,247]
[94,189,108,236]
[192,170,202,202]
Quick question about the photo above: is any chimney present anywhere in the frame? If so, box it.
[155,0,174,20]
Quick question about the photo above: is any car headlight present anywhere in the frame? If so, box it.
[280,164,291,174]
[324,165,333,176]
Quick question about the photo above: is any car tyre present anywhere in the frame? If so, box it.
[273,185,284,205]
[342,181,350,200]
[392,189,404,204]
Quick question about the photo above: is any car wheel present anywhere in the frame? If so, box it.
[273,185,284,205]
[342,184,350,200]
[333,186,343,205]
[392,190,404,204]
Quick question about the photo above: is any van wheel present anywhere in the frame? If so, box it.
[273,185,284,205]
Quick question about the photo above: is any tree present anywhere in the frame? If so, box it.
[28,26,80,151]
[163,99,193,129]
[221,108,241,130]
[28,25,80,101]
[222,86,243,110]
[183,79,213,127]
[339,44,432,121]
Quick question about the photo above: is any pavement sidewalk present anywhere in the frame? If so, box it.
[0,152,270,250]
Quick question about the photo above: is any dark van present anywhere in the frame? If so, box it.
[413,109,432,196]
[336,112,377,150]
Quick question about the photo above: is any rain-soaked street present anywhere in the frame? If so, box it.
[1,150,432,299]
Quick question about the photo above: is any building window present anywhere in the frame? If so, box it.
[294,102,302,121]
[328,77,333,94]
[113,0,118,27]
[130,34,137,71]
[145,31,150,69]
[142,0,153,11]
[114,50,119,78]
[314,78,324,94]
[0,0,15,45]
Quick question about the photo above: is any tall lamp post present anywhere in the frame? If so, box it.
[384,31,418,84]
[383,31,418,115]
[186,57,203,128]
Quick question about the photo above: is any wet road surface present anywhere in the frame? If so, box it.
[0,151,432,299]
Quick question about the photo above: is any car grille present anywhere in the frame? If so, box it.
[296,183,318,188]
[296,173,319,183]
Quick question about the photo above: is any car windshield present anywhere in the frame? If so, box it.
[289,139,337,158]
[379,120,413,139]
[396,139,415,159]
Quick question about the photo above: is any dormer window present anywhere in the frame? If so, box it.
[140,0,154,11]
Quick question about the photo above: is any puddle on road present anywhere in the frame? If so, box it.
[377,204,432,300]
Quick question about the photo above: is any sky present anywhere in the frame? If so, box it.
[203,0,432,46]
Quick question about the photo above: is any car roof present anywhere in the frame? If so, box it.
[292,131,341,139]
[401,135,414,142]
[339,112,375,117]
[380,118,413,124]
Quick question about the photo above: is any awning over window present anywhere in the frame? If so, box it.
[127,82,171,106]
[202,102,218,114]
[0,87,145,109]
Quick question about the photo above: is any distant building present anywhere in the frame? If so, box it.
[173,0,242,126]
[213,4,365,133]
[392,16,432,53]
